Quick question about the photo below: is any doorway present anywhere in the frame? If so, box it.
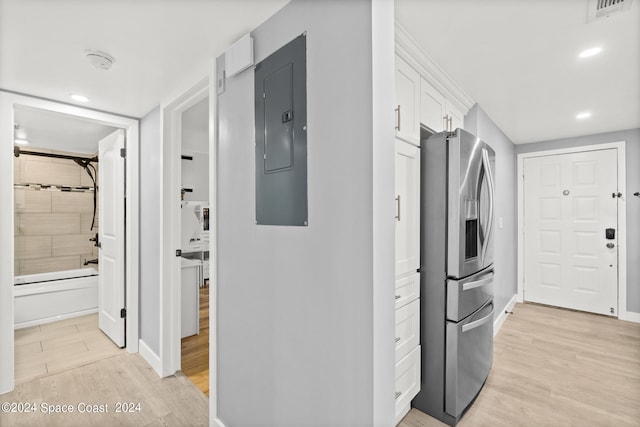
[517,142,628,318]
[179,96,210,395]
[0,92,140,395]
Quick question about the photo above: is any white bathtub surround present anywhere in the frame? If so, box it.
[14,268,98,329]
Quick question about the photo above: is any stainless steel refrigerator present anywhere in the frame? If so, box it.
[412,129,496,426]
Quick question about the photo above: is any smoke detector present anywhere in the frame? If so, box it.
[588,0,634,22]
[84,50,115,70]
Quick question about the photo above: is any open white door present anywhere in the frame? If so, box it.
[98,129,126,347]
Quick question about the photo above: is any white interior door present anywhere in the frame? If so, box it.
[523,149,618,316]
[395,139,420,278]
[98,129,126,347]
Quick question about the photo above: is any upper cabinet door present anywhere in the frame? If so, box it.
[395,56,421,145]
[395,139,421,277]
[420,77,446,133]
[447,102,464,132]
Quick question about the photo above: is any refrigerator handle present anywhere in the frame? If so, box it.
[481,147,495,263]
[461,301,494,333]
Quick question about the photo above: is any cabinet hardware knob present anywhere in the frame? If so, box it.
[395,295,401,300]
[395,337,401,343]
[395,391,402,400]
[395,105,401,131]
[395,195,401,221]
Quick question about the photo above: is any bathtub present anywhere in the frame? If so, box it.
[14,268,99,329]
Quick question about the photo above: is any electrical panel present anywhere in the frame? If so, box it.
[255,34,307,226]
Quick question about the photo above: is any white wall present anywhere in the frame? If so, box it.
[0,92,15,394]
[216,0,395,425]
[465,104,518,318]
[139,106,161,354]
[515,128,640,314]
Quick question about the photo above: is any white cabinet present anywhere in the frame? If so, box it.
[395,345,421,424]
[395,272,420,311]
[395,139,420,278]
[181,258,201,338]
[394,138,421,425]
[447,102,464,132]
[395,299,420,362]
[421,77,465,133]
[395,56,421,145]
[420,77,447,132]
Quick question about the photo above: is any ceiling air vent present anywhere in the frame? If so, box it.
[588,0,634,22]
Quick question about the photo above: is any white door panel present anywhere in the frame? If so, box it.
[523,149,618,316]
[99,129,126,347]
[395,139,420,277]
[395,56,420,145]
[420,77,446,133]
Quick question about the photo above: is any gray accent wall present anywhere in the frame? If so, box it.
[516,128,640,314]
[465,104,518,319]
[139,106,161,353]
[216,0,395,425]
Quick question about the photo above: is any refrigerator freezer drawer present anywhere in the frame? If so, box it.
[395,272,420,310]
[446,269,493,322]
[445,299,493,419]
[395,299,420,362]
[395,345,421,424]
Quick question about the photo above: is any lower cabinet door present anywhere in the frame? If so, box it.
[395,272,420,310]
[395,345,421,424]
[395,299,420,362]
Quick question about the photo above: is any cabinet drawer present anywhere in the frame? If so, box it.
[395,345,421,424]
[395,299,420,362]
[395,273,419,309]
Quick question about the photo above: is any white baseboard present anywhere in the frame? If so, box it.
[619,310,640,324]
[494,294,518,336]
[138,339,162,377]
[211,418,226,427]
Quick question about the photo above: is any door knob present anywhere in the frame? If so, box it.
[606,243,615,249]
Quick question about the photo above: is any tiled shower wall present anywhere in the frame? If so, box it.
[14,148,99,276]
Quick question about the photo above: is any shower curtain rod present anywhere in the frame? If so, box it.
[13,146,98,163]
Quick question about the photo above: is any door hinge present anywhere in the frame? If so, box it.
[612,192,622,198]
[120,308,126,318]
[120,148,126,158]
[176,249,182,257]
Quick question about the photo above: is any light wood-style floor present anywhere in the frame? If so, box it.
[0,352,208,427]
[14,313,123,384]
[181,285,209,396]
[399,303,640,427]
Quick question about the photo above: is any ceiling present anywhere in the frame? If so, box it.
[1,0,638,144]
[14,106,117,154]
[0,0,289,118]
[396,0,640,144]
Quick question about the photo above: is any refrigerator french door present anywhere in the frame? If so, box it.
[413,129,496,426]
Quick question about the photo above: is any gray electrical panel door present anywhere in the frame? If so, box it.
[255,34,307,226]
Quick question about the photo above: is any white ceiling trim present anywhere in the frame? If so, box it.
[395,21,475,113]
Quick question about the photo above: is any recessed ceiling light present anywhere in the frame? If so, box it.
[14,139,29,146]
[70,94,89,103]
[576,112,592,120]
[579,47,602,58]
